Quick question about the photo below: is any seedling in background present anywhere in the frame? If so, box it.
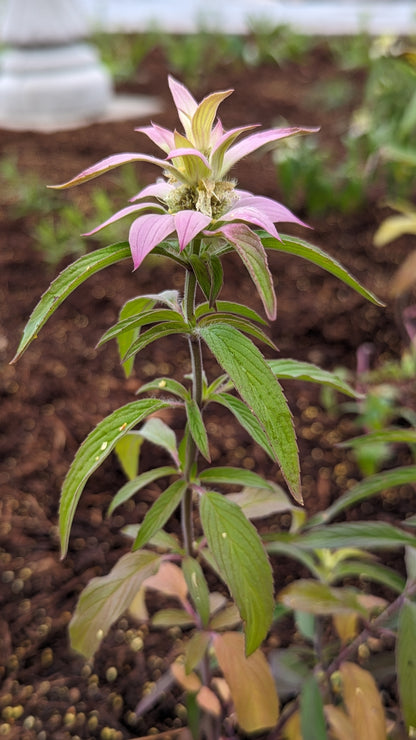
[13,76,416,737]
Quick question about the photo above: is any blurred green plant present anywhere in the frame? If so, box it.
[1,156,144,265]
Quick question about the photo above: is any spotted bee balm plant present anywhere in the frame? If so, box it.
[13,77,382,736]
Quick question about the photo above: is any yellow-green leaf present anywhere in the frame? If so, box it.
[340,662,386,740]
[69,550,160,658]
[213,632,279,733]
[397,599,416,732]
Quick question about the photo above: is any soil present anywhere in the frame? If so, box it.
[0,41,415,739]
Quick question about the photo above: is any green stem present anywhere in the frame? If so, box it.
[181,243,204,557]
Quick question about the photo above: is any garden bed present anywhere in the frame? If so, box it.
[0,39,414,739]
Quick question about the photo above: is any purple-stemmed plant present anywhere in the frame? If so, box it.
[12,76,382,735]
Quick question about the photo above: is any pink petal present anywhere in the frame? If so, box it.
[84,202,165,236]
[234,192,308,227]
[174,210,212,251]
[130,181,173,203]
[50,152,180,189]
[168,76,198,138]
[220,205,280,240]
[136,123,176,153]
[221,126,319,174]
[129,213,175,270]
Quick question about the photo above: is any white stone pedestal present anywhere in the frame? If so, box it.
[0,0,113,129]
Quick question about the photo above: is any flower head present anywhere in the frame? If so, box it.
[53,77,316,318]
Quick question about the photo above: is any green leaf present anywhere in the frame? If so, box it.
[185,632,211,673]
[123,321,191,361]
[332,560,406,593]
[201,323,301,501]
[262,233,384,306]
[207,253,223,306]
[151,608,196,628]
[182,557,211,627]
[137,377,190,401]
[295,521,416,550]
[11,242,130,362]
[200,490,274,655]
[114,432,142,481]
[224,224,277,319]
[69,550,160,658]
[279,580,368,616]
[133,479,187,550]
[397,599,416,732]
[122,524,182,553]
[213,632,279,732]
[226,483,298,520]
[117,296,156,377]
[268,358,360,398]
[199,466,273,489]
[309,466,416,527]
[195,300,267,325]
[59,398,168,556]
[199,313,276,349]
[139,417,179,466]
[107,466,177,516]
[213,392,274,459]
[99,308,187,347]
[189,253,212,301]
[300,675,328,740]
[186,399,210,461]
[341,429,416,448]
[266,542,322,579]
[208,604,241,631]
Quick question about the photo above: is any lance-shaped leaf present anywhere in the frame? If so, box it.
[133,479,187,550]
[397,599,416,732]
[339,662,387,740]
[300,675,328,740]
[59,399,169,557]
[195,300,267,325]
[99,308,187,347]
[139,417,179,466]
[226,483,298,520]
[213,223,277,320]
[198,313,276,349]
[262,233,384,306]
[199,466,273,490]
[213,632,279,733]
[11,242,130,363]
[107,465,177,516]
[200,490,274,655]
[308,466,416,527]
[207,253,223,306]
[271,521,416,551]
[213,392,274,459]
[69,550,161,659]
[279,580,368,617]
[117,296,157,377]
[185,399,210,461]
[123,321,191,361]
[200,323,301,501]
[341,429,416,448]
[268,358,359,398]
[137,377,190,401]
[114,432,142,480]
[182,557,211,628]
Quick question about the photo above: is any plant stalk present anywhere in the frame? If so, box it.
[181,247,204,557]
